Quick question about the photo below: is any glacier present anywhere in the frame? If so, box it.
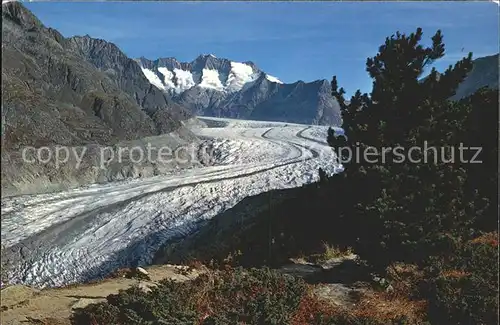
[1,117,343,288]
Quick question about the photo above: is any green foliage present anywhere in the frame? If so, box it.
[71,265,429,325]
[457,88,499,232]
[326,28,494,268]
[425,237,499,325]
[325,27,498,324]
[71,267,309,325]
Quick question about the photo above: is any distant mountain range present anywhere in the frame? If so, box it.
[2,1,497,151]
[137,56,342,126]
[137,52,498,126]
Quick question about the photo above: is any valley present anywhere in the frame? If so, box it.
[1,2,498,324]
[1,117,342,288]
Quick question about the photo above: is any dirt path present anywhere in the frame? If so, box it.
[0,265,200,325]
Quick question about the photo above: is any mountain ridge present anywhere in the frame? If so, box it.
[2,1,192,150]
[137,54,342,126]
[1,1,198,196]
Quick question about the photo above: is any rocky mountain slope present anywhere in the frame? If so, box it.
[137,55,342,126]
[1,2,198,196]
[452,53,499,100]
[1,1,191,151]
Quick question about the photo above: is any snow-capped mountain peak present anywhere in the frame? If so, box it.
[265,74,283,84]
[135,54,340,126]
[136,54,281,94]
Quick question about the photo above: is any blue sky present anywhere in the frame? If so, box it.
[26,1,499,95]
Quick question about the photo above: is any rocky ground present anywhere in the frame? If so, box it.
[0,264,201,325]
[1,119,203,197]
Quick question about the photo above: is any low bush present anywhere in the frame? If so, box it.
[425,232,499,325]
[72,267,309,325]
[72,266,430,325]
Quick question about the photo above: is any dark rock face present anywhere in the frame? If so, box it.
[234,78,340,125]
[137,55,342,126]
[2,2,191,150]
[181,77,341,125]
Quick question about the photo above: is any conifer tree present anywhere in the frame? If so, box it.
[328,28,477,266]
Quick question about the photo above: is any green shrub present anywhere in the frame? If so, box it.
[71,265,434,325]
[425,234,499,325]
[71,267,308,325]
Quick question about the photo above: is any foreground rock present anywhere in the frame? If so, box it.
[278,255,368,308]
